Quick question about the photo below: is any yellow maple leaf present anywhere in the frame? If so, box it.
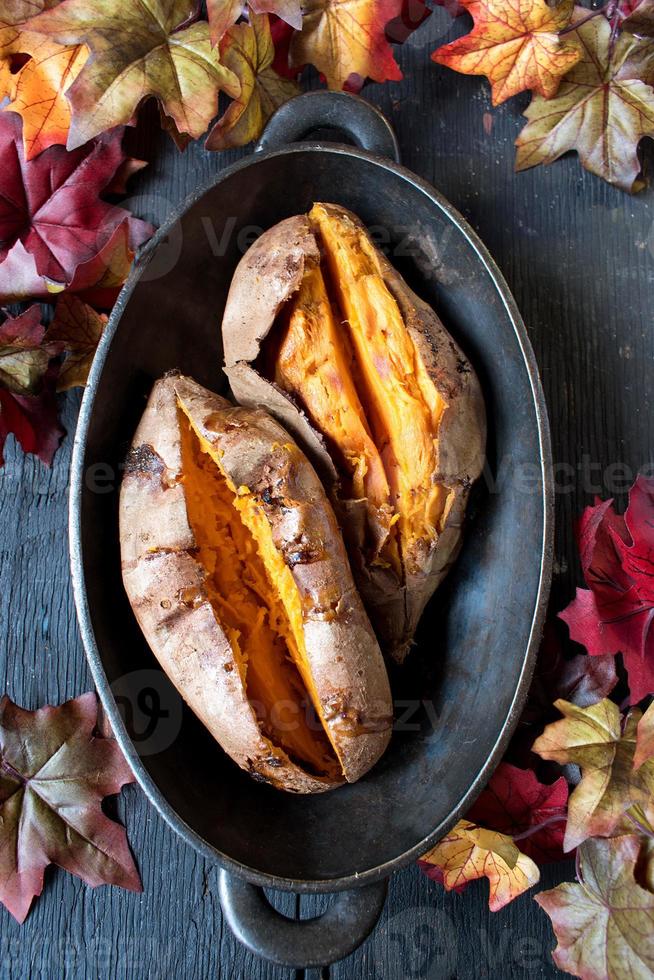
[419,819,540,911]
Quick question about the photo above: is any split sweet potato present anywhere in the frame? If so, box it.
[119,373,392,793]
[222,204,486,662]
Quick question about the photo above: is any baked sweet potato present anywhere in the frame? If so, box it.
[119,373,392,793]
[223,203,486,663]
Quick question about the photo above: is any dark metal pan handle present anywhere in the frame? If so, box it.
[256,90,401,163]
[218,870,388,968]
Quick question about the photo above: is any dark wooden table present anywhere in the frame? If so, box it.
[1,9,653,979]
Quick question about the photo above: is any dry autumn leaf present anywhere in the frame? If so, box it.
[206,1,302,46]
[634,701,654,770]
[0,0,49,100]
[0,374,63,465]
[5,37,87,159]
[206,13,299,150]
[290,0,404,91]
[559,475,654,703]
[432,0,581,106]
[57,219,136,308]
[532,698,654,850]
[27,0,241,148]
[45,294,107,390]
[536,835,654,980]
[0,692,141,923]
[0,306,54,396]
[419,818,540,911]
[623,0,654,38]
[466,763,569,864]
[0,115,152,301]
[515,11,654,192]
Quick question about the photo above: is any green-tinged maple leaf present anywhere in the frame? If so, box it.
[536,835,654,980]
[0,306,55,395]
[432,0,581,106]
[27,0,241,148]
[206,13,299,150]
[0,692,141,923]
[419,818,540,911]
[532,698,654,850]
[515,11,654,193]
[45,295,107,390]
[634,701,654,770]
[290,0,404,91]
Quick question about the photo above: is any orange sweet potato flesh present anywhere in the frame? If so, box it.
[264,204,446,581]
[179,412,340,778]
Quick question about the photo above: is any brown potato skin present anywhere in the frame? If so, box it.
[222,205,486,663]
[119,373,393,793]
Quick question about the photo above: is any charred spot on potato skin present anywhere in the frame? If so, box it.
[283,533,327,568]
[124,444,165,478]
[245,759,273,784]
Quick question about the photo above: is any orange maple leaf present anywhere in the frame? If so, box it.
[432,0,581,106]
[290,0,404,91]
[5,38,87,159]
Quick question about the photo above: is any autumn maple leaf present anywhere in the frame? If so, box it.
[559,475,654,703]
[0,115,152,301]
[432,0,581,106]
[206,13,299,150]
[62,219,136,309]
[622,0,654,38]
[290,0,404,91]
[0,693,140,923]
[0,306,54,396]
[419,818,540,911]
[45,295,107,390]
[466,763,569,864]
[5,36,88,159]
[536,835,654,980]
[0,307,63,466]
[0,0,47,100]
[27,0,241,148]
[533,698,654,850]
[207,0,303,46]
[516,11,654,192]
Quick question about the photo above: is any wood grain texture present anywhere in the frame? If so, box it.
[1,6,652,976]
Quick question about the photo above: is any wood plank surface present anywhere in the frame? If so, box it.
[1,7,652,977]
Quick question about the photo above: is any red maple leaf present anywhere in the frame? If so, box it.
[0,307,63,466]
[560,475,654,704]
[466,762,569,864]
[0,113,152,301]
[0,692,141,923]
[270,14,301,79]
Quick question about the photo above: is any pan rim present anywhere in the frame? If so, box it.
[69,140,554,894]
